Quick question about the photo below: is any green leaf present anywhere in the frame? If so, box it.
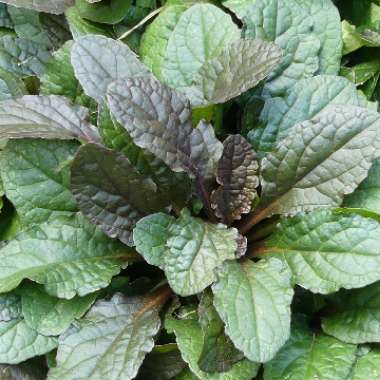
[40,41,94,109]
[212,259,293,363]
[75,0,131,24]
[0,139,78,225]
[255,210,380,294]
[64,6,114,39]
[342,20,365,54]
[211,135,259,225]
[348,347,380,380]
[0,318,58,364]
[0,35,51,77]
[0,0,72,14]
[162,3,240,90]
[258,106,380,218]
[107,76,223,179]
[0,293,21,321]
[134,209,240,296]
[71,34,149,102]
[49,291,167,380]
[0,213,134,299]
[0,360,47,380]
[137,344,187,380]
[249,75,368,157]
[165,310,260,380]
[140,4,187,81]
[244,0,342,96]
[0,67,27,100]
[344,158,380,213]
[263,316,357,380]
[0,95,101,142]
[71,143,168,245]
[187,38,282,107]
[322,281,380,344]
[20,283,97,336]
[0,4,13,28]
[198,290,244,373]
[341,60,380,86]
[8,6,52,47]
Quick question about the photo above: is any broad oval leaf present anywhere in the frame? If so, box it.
[211,135,259,224]
[344,158,380,213]
[244,0,342,95]
[0,95,101,142]
[20,283,97,336]
[140,4,187,80]
[187,38,282,107]
[71,143,168,245]
[0,139,78,225]
[258,106,380,219]
[107,76,223,179]
[322,282,380,344]
[263,316,357,380]
[0,318,58,364]
[254,210,380,294]
[48,290,169,380]
[162,3,240,90]
[134,209,240,296]
[71,34,150,102]
[212,259,293,363]
[0,213,135,299]
[165,311,260,380]
[249,75,369,156]
[0,0,72,14]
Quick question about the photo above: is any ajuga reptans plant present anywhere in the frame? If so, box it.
[0,0,379,379]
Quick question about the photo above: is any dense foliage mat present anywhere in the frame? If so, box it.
[0,0,380,379]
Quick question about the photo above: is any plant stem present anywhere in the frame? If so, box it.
[117,7,163,40]
[195,176,218,223]
[238,206,271,235]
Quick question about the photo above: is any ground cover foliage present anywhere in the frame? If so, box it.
[0,0,380,379]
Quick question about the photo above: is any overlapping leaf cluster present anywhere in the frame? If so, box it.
[0,0,379,379]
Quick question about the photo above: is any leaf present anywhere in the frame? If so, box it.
[321,281,380,344]
[0,4,13,28]
[98,106,191,208]
[140,4,187,81]
[107,76,223,179]
[0,67,27,101]
[0,139,78,225]
[0,0,72,14]
[348,347,380,380]
[162,3,240,90]
[263,316,357,380]
[40,41,94,109]
[49,290,169,380]
[212,259,293,363]
[137,344,187,380]
[0,318,58,364]
[71,34,149,102]
[134,209,239,296]
[71,143,168,245]
[0,293,21,321]
[0,213,135,299]
[187,39,282,107]
[0,95,101,142]
[341,60,380,86]
[64,6,114,39]
[165,310,260,380]
[258,106,380,219]
[211,135,259,224]
[244,0,342,96]
[249,75,369,157]
[0,360,47,380]
[254,210,380,294]
[0,35,51,77]
[75,0,131,24]
[342,20,366,54]
[20,283,97,336]
[197,290,244,373]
